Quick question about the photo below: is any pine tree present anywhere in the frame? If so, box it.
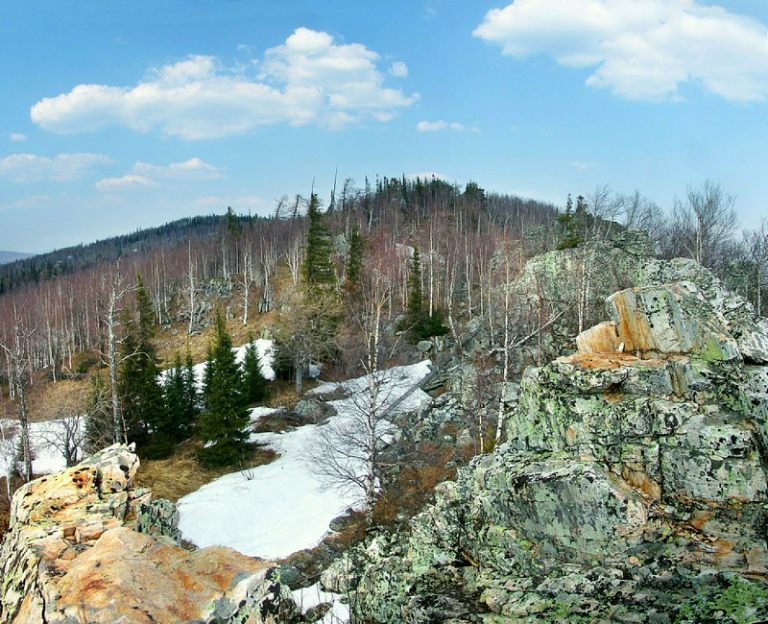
[159,350,201,456]
[406,246,424,332]
[241,333,268,405]
[345,225,364,289]
[198,311,250,467]
[119,273,166,450]
[302,192,336,287]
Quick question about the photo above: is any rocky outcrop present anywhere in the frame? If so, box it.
[0,444,296,624]
[329,265,768,622]
[518,233,768,364]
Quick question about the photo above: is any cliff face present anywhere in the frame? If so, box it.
[0,445,295,624]
[328,256,768,623]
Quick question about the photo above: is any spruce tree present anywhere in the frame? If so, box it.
[198,311,250,467]
[183,348,201,419]
[119,273,166,450]
[345,225,364,289]
[241,333,268,405]
[302,193,336,287]
[406,246,424,331]
[557,193,584,250]
[160,350,200,454]
[399,246,447,342]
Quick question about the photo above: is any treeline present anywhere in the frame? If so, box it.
[0,176,766,471]
[0,214,261,295]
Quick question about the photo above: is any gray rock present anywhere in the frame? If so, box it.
[293,398,335,422]
[417,340,433,353]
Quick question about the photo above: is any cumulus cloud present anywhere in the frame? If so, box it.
[131,158,224,181]
[568,161,598,170]
[9,133,27,141]
[94,158,223,191]
[95,175,160,190]
[473,0,768,101]
[417,120,448,131]
[0,153,115,183]
[389,61,408,77]
[30,28,419,139]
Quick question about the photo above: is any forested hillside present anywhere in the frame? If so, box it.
[0,175,766,483]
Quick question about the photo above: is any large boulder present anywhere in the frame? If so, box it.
[332,278,768,623]
[0,444,296,624]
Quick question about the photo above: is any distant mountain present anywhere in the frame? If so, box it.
[0,250,33,265]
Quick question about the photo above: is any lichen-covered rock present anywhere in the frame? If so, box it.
[518,241,768,363]
[0,444,296,624]
[608,282,741,362]
[335,275,768,623]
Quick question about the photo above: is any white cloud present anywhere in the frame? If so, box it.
[417,120,480,132]
[449,122,481,132]
[473,0,768,101]
[95,175,160,190]
[0,153,115,183]
[389,61,408,77]
[9,133,27,141]
[417,120,448,131]
[568,161,598,170]
[131,158,224,181]
[94,158,224,191]
[30,28,419,139]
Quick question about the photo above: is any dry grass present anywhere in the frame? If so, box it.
[155,303,282,369]
[374,441,460,525]
[26,378,91,424]
[134,440,278,503]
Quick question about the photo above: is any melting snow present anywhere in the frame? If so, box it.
[176,360,432,559]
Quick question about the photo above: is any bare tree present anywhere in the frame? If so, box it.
[308,255,407,523]
[621,190,667,247]
[743,217,768,317]
[96,260,137,444]
[273,286,340,396]
[0,303,35,481]
[36,380,88,467]
[671,180,738,269]
[0,420,19,500]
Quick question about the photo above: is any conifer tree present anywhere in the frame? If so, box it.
[557,193,584,250]
[119,273,166,450]
[198,311,250,467]
[302,192,336,287]
[275,191,340,395]
[399,246,447,342]
[241,333,268,405]
[406,246,424,331]
[160,349,200,453]
[345,225,364,289]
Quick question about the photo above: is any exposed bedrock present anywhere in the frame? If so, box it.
[329,260,768,623]
[0,444,296,624]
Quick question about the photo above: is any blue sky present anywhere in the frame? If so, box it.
[1,0,767,253]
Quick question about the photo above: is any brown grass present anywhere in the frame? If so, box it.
[26,378,91,424]
[374,441,459,525]
[134,441,278,503]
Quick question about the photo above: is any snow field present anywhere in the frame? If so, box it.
[176,361,432,559]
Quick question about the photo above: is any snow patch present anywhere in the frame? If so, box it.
[177,361,432,559]
[293,582,349,623]
[0,417,86,480]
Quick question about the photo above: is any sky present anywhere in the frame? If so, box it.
[1,0,767,253]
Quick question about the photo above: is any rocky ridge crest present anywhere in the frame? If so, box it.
[325,252,768,623]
